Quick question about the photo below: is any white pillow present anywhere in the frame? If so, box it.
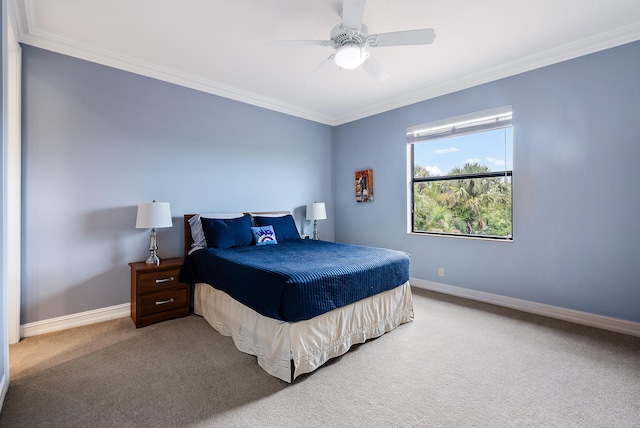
[189,212,244,248]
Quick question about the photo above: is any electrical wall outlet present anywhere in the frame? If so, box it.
[438,268,444,277]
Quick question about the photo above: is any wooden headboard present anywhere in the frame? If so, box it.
[183,214,197,257]
[183,211,291,257]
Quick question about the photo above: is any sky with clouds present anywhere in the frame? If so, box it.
[413,128,513,176]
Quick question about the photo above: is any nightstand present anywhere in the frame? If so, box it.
[129,257,190,328]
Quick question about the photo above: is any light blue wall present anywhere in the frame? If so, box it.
[21,46,334,324]
[334,41,640,323]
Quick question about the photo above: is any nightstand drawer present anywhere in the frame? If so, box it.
[139,288,188,317]
[130,257,189,328]
[138,268,182,293]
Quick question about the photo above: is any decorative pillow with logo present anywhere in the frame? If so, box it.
[251,225,278,246]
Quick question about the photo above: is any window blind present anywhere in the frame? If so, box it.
[407,106,512,144]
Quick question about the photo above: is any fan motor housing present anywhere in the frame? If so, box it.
[330,23,369,47]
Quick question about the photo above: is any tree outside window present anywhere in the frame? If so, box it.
[408,109,513,240]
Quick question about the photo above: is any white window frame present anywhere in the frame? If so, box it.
[407,106,513,240]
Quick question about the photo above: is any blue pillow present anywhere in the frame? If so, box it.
[253,214,301,241]
[201,214,253,249]
[251,225,278,246]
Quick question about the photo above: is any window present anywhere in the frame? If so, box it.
[407,107,513,240]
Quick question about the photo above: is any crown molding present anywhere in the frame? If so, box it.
[335,21,640,125]
[7,0,26,41]
[12,0,640,126]
[12,1,336,125]
[18,27,337,125]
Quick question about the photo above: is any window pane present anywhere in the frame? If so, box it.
[413,176,512,238]
[413,128,512,177]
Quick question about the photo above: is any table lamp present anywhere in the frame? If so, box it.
[136,200,173,264]
[306,202,327,240]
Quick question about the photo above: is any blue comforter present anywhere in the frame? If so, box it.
[180,240,410,322]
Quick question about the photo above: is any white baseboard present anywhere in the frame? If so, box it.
[21,303,130,338]
[411,277,640,337]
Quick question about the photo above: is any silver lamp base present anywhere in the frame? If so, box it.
[145,252,161,265]
[312,220,319,240]
[145,228,161,265]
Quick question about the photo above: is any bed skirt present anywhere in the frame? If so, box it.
[194,281,414,382]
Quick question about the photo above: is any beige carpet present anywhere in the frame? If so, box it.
[1,288,639,427]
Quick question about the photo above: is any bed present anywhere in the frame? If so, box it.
[179,211,414,382]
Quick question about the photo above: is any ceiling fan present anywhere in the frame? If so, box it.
[271,0,436,82]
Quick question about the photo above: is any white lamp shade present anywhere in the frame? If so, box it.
[306,202,327,221]
[136,202,173,229]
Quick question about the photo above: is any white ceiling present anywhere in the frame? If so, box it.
[9,0,640,125]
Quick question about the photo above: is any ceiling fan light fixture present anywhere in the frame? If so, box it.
[334,44,369,69]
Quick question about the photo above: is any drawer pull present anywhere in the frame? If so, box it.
[155,277,175,284]
[155,298,175,306]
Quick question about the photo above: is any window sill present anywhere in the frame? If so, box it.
[407,232,514,242]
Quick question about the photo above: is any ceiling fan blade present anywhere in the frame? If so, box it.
[360,54,390,82]
[342,0,366,30]
[368,28,436,47]
[306,55,336,83]
[270,40,334,47]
